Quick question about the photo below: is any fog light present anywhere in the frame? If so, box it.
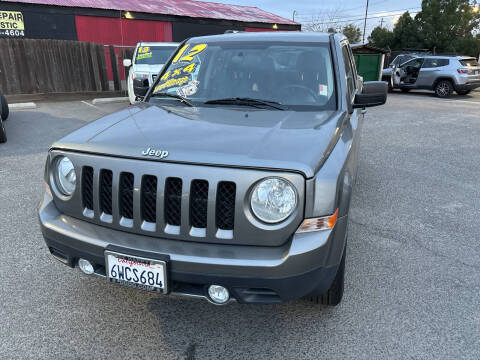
[208,285,230,304]
[78,258,94,275]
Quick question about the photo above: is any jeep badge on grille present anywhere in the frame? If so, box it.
[141,147,169,159]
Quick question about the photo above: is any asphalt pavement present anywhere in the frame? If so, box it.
[0,91,479,359]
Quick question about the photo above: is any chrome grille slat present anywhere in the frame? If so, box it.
[92,168,101,220]
[180,178,190,236]
[111,170,120,224]
[155,175,166,235]
[206,182,217,239]
[132,173,142,229]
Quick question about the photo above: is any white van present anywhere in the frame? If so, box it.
[123,42,179,104]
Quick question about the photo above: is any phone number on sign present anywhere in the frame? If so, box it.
[0,29,24,37]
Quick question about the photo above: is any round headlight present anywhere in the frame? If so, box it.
[251,178,297,223]
[54,156,76,196]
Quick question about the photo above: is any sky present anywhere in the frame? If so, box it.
[203,0,422,36]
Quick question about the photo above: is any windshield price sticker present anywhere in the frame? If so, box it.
[172,43,207,63]
[137,52,152,60]
[161,63,196,81]
[154,75,190,93]
[153,43,206,95]
[136,46,152,60]
[0,11,25,37]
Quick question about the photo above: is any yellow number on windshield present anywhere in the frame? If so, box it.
[172,44,207,63]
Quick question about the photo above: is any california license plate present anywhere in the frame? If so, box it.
[105,251,168,294]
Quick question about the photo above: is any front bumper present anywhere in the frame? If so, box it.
[38,192,347,304]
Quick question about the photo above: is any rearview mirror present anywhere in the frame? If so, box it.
[353,81,387,108]
[123,59,132,68]
[133,77,149,98]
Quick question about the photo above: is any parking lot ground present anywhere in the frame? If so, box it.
[0,91,479,359]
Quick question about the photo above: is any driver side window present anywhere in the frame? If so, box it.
[401,58,424,69]
[342,45,356,100]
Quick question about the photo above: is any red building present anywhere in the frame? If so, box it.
[1,0,300,79]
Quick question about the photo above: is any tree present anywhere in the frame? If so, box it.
[416,0,480,54]
[342,24,362,43]
[368,26,394,49]
[302,9,343,33]
[392,12,422,49]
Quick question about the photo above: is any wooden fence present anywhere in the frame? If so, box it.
[0,39,109,95]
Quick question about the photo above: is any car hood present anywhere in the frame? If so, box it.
[132,64,165,74]
[52,103,346,178]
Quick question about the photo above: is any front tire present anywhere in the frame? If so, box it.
[0,93,9,121]
[306,244,346,306]
[435,80,453,98]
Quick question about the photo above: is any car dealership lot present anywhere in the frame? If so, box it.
[0,92,479,359]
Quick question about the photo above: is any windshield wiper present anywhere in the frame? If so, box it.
[151,92,194,107]
[204,97,287,110]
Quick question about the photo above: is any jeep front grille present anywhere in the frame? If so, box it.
[80,167,236,238]
[52,151,305,246]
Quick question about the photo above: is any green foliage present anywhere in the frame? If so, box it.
[368,1,480,56]
[368,26,394,49]
[342,24,362,43]
[392,12,422,49]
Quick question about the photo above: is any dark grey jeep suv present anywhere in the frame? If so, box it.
[38,32,387,305]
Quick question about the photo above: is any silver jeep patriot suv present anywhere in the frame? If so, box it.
[38,32,387,305]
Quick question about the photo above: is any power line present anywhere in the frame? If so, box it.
[294,0,392,17]
[295,7,421,22]
[298,10,420,26]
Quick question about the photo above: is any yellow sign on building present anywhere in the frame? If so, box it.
[0,11,25,37]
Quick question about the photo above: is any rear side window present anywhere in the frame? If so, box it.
[422,59,449,68]
[341,45,356,98]
[459,59,479,67]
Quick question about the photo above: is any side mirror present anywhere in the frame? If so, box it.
[133,77,149,98]
[123,59,132,68]
[353,81,387,108]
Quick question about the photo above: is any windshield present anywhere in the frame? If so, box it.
[149,41,336,110]
[135,46,178,65]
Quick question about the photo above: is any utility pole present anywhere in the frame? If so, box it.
[362,0,369,43]
[380,18,384,28]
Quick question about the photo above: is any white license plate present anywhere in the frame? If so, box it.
[105,251,167,293]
